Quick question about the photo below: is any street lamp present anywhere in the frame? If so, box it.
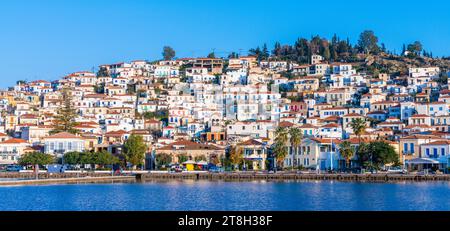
[402,152,406,172]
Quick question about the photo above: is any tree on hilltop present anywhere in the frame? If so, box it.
[357,30,380,54]
[162,46,176,60]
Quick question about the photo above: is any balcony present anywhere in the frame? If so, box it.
[53,149,66,154]
[0,151,18,155]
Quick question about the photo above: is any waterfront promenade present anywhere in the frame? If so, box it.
[140,172,450,182]
[0,175,135,186]
[1,171,450,185]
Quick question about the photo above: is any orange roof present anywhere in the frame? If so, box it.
[238,139,264,146]
[0,138,28,144]
[344,113,362,117]
[45,132,81,139]
[410,114,430,118]
[321,123,340,128]
[157,140,223,151]
[299,123,317,129]
[279,121,295,128]
[20,114,38,119]
[105,130,128,137]
[323,116,340,121]
[310,138,342,144]
[422,140,450,145]
[345,137,372,144]
[402,134,441,140]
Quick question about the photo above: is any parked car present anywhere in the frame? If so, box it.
[208,166,224,173]
[6,165,23,172]
[386,166,407,174]
[169,165,183,173]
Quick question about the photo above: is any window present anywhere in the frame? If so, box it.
[410,143,415,153]
[442,148,446,156]
[433,148,438,158]
[426,148,430,156]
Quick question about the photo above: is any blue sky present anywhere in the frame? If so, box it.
[0,0,450,88]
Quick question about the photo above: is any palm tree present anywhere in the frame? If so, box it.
[350,118,366,144]
[274,127,289,170]
[289,127,303,170]
[339,141,354,172]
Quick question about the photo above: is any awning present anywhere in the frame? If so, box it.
[406,158,440,165]
[196,161,208,165]
[244,158,263,161]
[182,160,196,165]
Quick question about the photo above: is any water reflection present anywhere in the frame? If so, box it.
[0,180,450,211]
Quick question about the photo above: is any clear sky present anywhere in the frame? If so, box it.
[1,0,450,88]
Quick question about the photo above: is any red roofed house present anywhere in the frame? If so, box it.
[0,138,31,165]
[318,123,343,139]
[43,132,85,157]
[155,140,225,165]
[236,139,267,170]
[298,138,342,171]
[416,140,450,170]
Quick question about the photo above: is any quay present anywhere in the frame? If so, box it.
[0,175,135,186]
[140,172,450,182]
[2,172,450,185]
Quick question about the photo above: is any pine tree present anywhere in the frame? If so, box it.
[272,42,281,57]
[323,45,331,61]
[50,88,79,135]
[262,43,269,60]
[330,44,336,61]
[331,34,338,46]
[381,43,386,53]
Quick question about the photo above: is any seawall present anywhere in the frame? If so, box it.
[2,172,450,185]
[0,176,135,186]
[140,172,450,182]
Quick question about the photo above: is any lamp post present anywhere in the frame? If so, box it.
[330,138,333,173]
[402,152,406,172]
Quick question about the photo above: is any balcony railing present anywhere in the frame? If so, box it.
[0,151,18,155]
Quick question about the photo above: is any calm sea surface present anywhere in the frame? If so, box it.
[0,180,449,211]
